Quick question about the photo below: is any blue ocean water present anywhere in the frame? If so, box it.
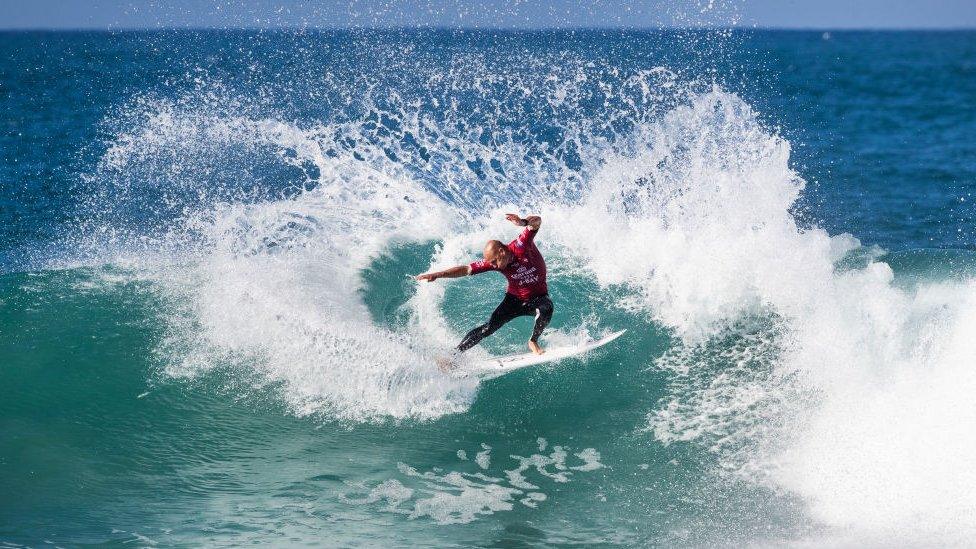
[1,29,976,546]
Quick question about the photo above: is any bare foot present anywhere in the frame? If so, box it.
[528,340,545,355]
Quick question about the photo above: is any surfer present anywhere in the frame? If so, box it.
[416,213,553,356]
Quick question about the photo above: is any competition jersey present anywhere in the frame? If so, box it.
[469,227,548,301]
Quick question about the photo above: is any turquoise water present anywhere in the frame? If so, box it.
[2,30,976,546]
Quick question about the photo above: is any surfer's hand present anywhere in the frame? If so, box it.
[415,272,438,282]
[505,213,526,226]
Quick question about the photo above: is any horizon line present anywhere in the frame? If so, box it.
[1,25,974,33]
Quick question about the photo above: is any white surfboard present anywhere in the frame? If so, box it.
[454,330,626,380]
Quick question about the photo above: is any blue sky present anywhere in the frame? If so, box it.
[1,0,974,30]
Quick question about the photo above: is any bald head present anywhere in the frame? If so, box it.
[483,239,512,269]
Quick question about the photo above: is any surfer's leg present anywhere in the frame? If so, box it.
[528,295,553,344]
[456,294,522,352]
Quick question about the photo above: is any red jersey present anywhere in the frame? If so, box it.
[469,227,548,301]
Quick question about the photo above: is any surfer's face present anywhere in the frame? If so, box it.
[484,241,512,269]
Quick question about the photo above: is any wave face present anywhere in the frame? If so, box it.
[3,29,976,547]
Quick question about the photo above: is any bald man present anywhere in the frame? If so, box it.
[416,213,553,356]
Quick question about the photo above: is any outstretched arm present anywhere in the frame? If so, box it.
[415,264,472,282]
[505,213,542,231]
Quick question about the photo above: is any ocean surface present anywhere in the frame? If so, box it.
[2,28,976,547]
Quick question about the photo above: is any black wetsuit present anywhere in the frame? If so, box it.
[457,293,554,352]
